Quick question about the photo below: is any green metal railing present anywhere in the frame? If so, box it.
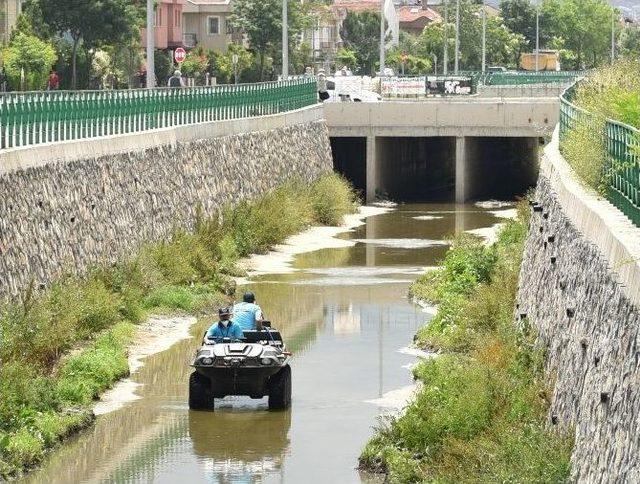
[559,83,640,227]
[462,70,583,86]
[0,78,318,149]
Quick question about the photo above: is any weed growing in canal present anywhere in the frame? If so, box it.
[0,172,359,479]
[360,201,574,482]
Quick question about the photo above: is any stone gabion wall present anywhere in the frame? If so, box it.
[0,121,333,297]
[517,176,640,481]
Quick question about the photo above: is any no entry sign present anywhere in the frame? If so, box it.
[174,47,187,63]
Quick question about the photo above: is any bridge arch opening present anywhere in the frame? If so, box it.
[330,135,540,203]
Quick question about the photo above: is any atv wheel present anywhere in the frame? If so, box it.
[268,364,292,410]
[189,371,214,410]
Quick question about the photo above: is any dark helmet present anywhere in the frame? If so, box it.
[218,307,231,317]
[243,292,255,303]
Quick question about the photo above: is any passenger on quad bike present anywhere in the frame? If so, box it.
[206,307,243,342]
[233,292,264,331]
[189,310,292,411]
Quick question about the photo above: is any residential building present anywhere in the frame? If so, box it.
[0,0,22,44]
[304,4,343,72]
[397,6,441,35]
[183,0,239,51]
[141,0,185,50]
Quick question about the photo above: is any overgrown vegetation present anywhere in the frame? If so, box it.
[360,201,574,482]
[0,173,358,479]
[562,60,640,194]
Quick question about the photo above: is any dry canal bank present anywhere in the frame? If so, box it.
[20,203,506,483]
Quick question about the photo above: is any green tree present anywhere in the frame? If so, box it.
[500,0,537,46]
[416,1,525,71]
[541,0,615,69]
[231,0,307,80]
[335,47,358,71]
[154,49,173,86]
[230,0,280,80]
[619,26,640,60]
[180,47,210,81]
[340,10,382,75]
[214,44,253,83]
[37,0,143,88]
[3,32,57,90]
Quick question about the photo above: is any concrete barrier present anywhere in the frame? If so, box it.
[0,104,324,175]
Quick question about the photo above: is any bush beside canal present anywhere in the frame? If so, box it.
[562,60,640,194]
[0,173,358,479]
[360,202,574,482]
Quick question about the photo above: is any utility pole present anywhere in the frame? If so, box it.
[146,0,155,88]
[282,0,289,79]
[380,0,385,75]
[481,3,486,73]
[454,0,460,75]
[443,0,448,75]
[611,9,616,64]
[535,0,540,72]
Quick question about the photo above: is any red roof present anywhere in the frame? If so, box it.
[397,6,441,24]
[333,0,382,13]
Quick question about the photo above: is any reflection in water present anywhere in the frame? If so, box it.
[23,204,504,484]
[189,409,291,483]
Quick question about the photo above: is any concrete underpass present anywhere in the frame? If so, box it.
[330,135,540,203]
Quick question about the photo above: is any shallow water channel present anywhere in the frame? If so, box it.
[24,203,504,484]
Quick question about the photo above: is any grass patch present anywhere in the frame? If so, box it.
[0,172,358,479]
[361,201,574,481]
[562,60,640,194]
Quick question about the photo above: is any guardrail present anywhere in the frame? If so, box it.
[0,78,318,150]
[461,70,583,86]
[560,83,640,227]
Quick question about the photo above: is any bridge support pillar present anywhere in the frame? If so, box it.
[455,136,467,203]
[366,135,377,203]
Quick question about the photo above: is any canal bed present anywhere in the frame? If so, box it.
[23,203,504,484]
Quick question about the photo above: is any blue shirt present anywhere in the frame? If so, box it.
[232,302,263,331]
[206,321,244,341]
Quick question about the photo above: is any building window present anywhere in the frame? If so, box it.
[154,7,162,27]
[207,16,219,35]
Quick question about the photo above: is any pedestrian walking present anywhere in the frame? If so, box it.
[167,70,185,88]
[47,70,60,91]
[317,69,329,102]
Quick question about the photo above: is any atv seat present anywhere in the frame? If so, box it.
[242,329,283,344]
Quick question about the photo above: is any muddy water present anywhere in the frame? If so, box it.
[23,204,503,484]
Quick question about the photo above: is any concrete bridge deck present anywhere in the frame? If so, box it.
[324,98,558,203]
[324,97,559,138]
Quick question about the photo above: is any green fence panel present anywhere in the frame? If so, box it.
[0,78,318,150]
[560,82,640,227]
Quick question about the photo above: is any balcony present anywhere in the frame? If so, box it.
[183,33,197,48]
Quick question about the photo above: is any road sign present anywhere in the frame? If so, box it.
[174,47,187,64]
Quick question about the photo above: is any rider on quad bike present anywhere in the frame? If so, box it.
[189,305,292,411]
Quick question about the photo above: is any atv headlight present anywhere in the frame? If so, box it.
[260,357,272,365]
[201,357,214,366]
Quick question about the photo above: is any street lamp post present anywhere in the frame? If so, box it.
[282,0,289,79]
[380,0,385,75]
[233,53,239,85]
[443,0,448,75]
[481,3,486,74]
[454,0,460,75]
[535,0,540,72]
[611,9,616,63]
[146,0,155,88]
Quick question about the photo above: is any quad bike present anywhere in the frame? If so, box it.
[189,323,291,411]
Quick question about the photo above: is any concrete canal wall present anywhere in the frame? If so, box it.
[0,105,332,297]
[516,129,640,481]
